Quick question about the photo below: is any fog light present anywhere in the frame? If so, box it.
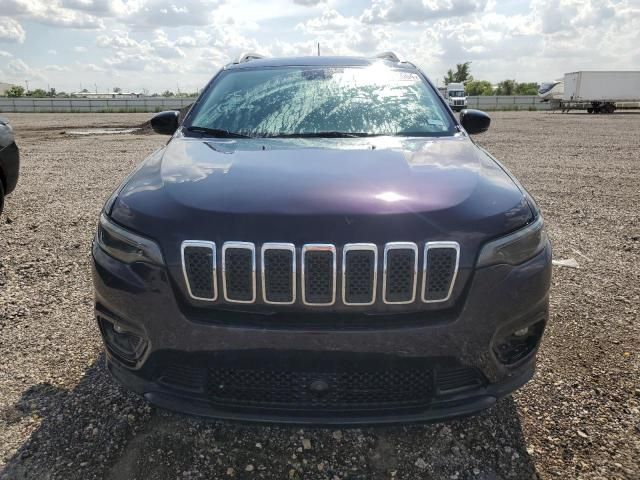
[494,321,545,365]
[98,316,148,366]
[514,327,529,337]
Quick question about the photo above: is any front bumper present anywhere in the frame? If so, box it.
[92,241,551,424]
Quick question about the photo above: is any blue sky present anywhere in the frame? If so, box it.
[0,0,638,94]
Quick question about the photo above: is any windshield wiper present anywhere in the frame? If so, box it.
[186,126,251,138]
[261,131,379,138]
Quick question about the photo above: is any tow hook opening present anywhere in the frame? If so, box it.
[494,320,545,365]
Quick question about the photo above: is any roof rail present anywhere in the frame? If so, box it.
[236,52,265,63]
[374,51,400,63]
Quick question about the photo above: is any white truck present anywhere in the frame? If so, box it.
[444,82,467,111]
[562,71,640,113]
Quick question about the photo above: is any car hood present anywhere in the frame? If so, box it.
[111,134,532,266]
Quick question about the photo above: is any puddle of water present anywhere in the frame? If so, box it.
[66,128,140,136]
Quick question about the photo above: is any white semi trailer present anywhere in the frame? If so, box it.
[562,71,640,113]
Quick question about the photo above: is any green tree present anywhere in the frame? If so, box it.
[162,90,175,97]
[465,80,494,96]
[515,82,539,95]
[30,88,48,97]
[6,85,25,97]
[443,62,473,85]
[495,79,517,96]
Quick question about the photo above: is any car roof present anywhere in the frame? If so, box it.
[225,56,418,71]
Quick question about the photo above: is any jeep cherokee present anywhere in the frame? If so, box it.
[92,53,552,424]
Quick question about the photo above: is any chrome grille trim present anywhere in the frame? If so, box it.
[342,243,378,306]
[181,240,217,302]
[222,241,256,304]
[301,244,336,306]
[382,242,418,305]
[421,241,460,303]
[261,243,296,305]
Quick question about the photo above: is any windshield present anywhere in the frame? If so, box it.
[448,90,465,97]
[538,82,558,94]
[188,66,455,138]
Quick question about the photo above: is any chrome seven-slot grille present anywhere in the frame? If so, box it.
[181,241,460,306]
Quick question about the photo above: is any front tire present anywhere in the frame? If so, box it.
[0,180,4,216]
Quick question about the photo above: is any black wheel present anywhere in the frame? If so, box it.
[587,108,593,114]
[0,180,4,217]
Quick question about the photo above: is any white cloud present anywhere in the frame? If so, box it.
[0,16,26,43]
[151,30,185,58]
[0,0,638,92]
[60,0,118,15]
[175,35,197,47]
[1,58,46,81]
[82,62,106,72]
[43,64,70,71]
[362,0,488,24]
[121,0,225,28]
[297,9,353,32]
[293,0,327,5]
[1,0,105,29]
[97,30,144,49]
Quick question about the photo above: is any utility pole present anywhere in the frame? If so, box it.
[317,42,320,56]
[25,80,29,92]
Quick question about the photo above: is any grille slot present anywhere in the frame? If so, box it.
[422,242,459,303]
[436,366,483,394]
[302,245,336,306]
[262,243,296,305]
[159,364,207,393]
[208,366,434,409]
[383,243,418,304]
[181,241,217,301]
[222,242,256,303]
[342,244,377,305]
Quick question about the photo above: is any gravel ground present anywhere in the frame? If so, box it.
[0,111,638,480]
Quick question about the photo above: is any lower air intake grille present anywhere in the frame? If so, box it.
[182,243,216,300]
[208,367,435,409]
[423,244,459,302]
[223,243,255,303]
[303,246,335,305]
[384,244,417,304]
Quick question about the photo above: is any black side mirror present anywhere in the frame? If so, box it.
[150,110,180,135]
[460,109,491,134]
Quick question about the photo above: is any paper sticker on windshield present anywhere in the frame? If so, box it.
[301,68,343,81]
[397,72,420,81]
[427,119,444,126]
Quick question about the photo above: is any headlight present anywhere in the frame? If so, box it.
[96,214,164,265]
[476,216,548,268]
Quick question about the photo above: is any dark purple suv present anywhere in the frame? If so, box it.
[92,54,551,424]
